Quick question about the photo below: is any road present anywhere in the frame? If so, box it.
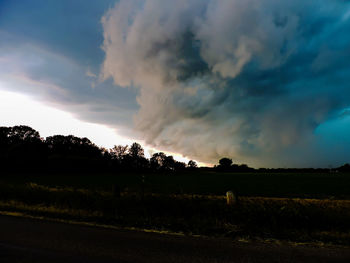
[0,215,349,263]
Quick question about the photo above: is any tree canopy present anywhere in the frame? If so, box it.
[0,125,348,174]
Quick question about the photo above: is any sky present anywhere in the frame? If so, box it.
[0,0,350,168]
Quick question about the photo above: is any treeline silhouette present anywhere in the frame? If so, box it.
[0,125,349,174]
[213,157,350,173]
[0,125,197,173]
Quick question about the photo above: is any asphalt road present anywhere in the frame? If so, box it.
[0,215,350,263]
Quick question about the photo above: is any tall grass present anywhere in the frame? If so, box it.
[1,182,350,245]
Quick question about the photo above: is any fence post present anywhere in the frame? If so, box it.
[226,190,236,206]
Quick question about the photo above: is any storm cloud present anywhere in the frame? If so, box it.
[101,0,350,167]
[0,0,138,138]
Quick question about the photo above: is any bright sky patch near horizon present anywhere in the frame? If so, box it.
[0,89,132,148]
[1,0,350,168]
[0,89,197,165]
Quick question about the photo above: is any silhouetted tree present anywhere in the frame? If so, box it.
[99,147,112,164]
[45,135,103,172]
[174,161,186,171]
[218,158,233,171]
[124,142,148,171]
[136,156,150,171]
[163,155,176,171]
[0,125,46,171]
[128,142,144,158]
[0,127,11,154]
[187,160,197,169]
[8,125,41,143]
[150,152,167,170]
[110,145,128,162]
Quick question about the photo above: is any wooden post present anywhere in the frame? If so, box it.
[226,191,236,206]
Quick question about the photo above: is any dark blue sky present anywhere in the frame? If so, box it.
[0,0,112,65]
[1,0,350,167]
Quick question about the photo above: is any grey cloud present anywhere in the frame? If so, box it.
[0,0,142,139]
[0,41,139,138]
[101,0,350,167]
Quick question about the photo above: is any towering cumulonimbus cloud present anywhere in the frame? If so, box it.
[101,0,350,167]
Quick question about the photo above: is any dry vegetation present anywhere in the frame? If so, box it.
[1,180,350,245]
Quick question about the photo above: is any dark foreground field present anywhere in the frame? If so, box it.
[1,172,350,245]
[2,171,350,198]
[1,214,350,263]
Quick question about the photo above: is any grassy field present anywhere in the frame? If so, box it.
[1,171,350,198]
[1,171,350,245]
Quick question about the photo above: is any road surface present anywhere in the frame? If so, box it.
[0,215,349,262]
